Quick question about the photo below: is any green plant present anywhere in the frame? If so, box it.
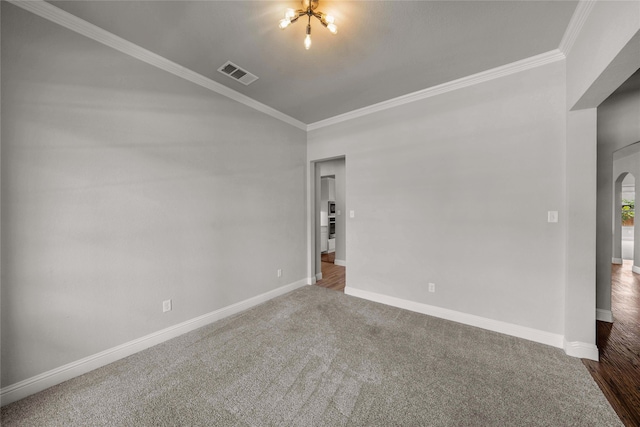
[622,199,635,223]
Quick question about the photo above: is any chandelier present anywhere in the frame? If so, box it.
[278,0,338,50]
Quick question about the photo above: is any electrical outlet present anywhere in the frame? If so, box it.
[277,269,282,278]
[428,283,436,293]
[163,299,172,312]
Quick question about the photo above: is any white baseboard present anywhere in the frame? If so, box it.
[0,279,308,407]
[344,286,564,350]
[315,272,323,281]
[563,339,599,361]
[611,257,622,265]
[596,308,613,323]
[633,265,640,274]
[334,259,346,267]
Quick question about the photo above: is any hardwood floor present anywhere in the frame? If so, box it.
[583,260,640,427]
[316,252,345,292]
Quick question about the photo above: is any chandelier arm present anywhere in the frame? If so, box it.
[287,10,306,25]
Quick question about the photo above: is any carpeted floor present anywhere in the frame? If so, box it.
[1,285,622,426]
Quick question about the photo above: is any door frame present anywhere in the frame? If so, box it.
[308,156,346,284]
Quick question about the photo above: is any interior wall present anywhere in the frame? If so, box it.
[1,3,307,388]
[319,158,346,264]
[596,76,640,314]
[567,1,640,110]
[308,61,567,335]
[563,0,640,349]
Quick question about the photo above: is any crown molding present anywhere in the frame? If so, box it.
[558,0,597,56]
[307,49,566,131]
[9,0,575,134]
[8,0,308,131]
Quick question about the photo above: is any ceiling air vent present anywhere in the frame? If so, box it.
[217,61,258,86]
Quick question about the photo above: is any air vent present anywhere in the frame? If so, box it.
[217,61,258,86]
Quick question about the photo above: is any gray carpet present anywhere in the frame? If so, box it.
[1,285,622,426]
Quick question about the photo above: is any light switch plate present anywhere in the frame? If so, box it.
[548,211,558,223]
[350,210,355,218]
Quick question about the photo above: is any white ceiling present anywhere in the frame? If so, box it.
[49,0,578,124]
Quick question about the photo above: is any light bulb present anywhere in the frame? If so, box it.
[324,14,335,24]
[285,8,296,20]
[279,18,291,29]
[304,34,312,50]
[327,23,337,34]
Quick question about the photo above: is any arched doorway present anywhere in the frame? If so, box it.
[621,174,635,264]
[612,172,635,265]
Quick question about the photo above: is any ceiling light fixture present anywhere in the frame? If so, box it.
[279,0,337,50]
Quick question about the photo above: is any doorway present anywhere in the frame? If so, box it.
[619,173,635,263]
[312,157,346,292]
[612,139,640,275]
[590,68,640,425]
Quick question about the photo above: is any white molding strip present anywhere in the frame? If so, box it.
[344,286,565,350]
[558,1,597,56]
[596,308,613,323]
[334,259,346,267]
[315,272,323,281]
[307,49,566,131]
[0,279,308,407]
[11,0,576,134]
[7,0,307,131]
[612,257,623,265]
[564,339,599,361]
[633,265,640,275]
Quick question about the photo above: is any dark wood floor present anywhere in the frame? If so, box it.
[583,260,640,427]
[315,252,345,292]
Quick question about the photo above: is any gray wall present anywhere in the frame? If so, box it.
[308,61,567,335]
[563,0,640,348]
[3,0,640,392]
[1,3,307,387]
[596,76,640,313]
